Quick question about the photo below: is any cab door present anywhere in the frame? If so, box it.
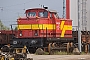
[48,13,56,37]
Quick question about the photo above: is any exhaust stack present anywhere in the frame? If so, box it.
[66,0,70,19]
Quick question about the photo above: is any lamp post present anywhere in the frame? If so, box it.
[78,0,81,52]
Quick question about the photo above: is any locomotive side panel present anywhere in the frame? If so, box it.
[55,19,72,38]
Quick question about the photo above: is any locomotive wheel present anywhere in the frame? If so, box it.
[70,42,73,47]
[52,43,56,48]
[48,43,52,54]
[67,42,70,54]
[70,42,74,53]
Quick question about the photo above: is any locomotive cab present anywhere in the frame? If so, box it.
[25,8,48,18]
[25,8,59,19]
[17,8,68,38]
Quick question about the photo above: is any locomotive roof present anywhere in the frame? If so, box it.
[25,8,57,13]
[48,10,57,13]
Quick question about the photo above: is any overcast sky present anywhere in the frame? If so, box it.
[0,0,63,28]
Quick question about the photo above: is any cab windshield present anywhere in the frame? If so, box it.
[28,12,36,17]
[39,11,48,18]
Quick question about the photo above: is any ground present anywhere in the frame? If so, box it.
[27,54,90,60]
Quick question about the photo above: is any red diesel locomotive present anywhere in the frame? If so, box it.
[12,7,74,53]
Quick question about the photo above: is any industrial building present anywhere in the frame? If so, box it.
[70,0,90,31]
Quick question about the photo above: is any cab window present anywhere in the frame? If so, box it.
[28,12,36,17]
[54,13,59,18]
[50,13,52,18]
[39,11,48,18]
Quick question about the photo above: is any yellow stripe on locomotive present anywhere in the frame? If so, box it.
[18,24,55,30]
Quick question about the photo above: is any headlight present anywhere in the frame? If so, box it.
[13,41,17,44]
[20,33,22,36]
[31,40,37,44]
